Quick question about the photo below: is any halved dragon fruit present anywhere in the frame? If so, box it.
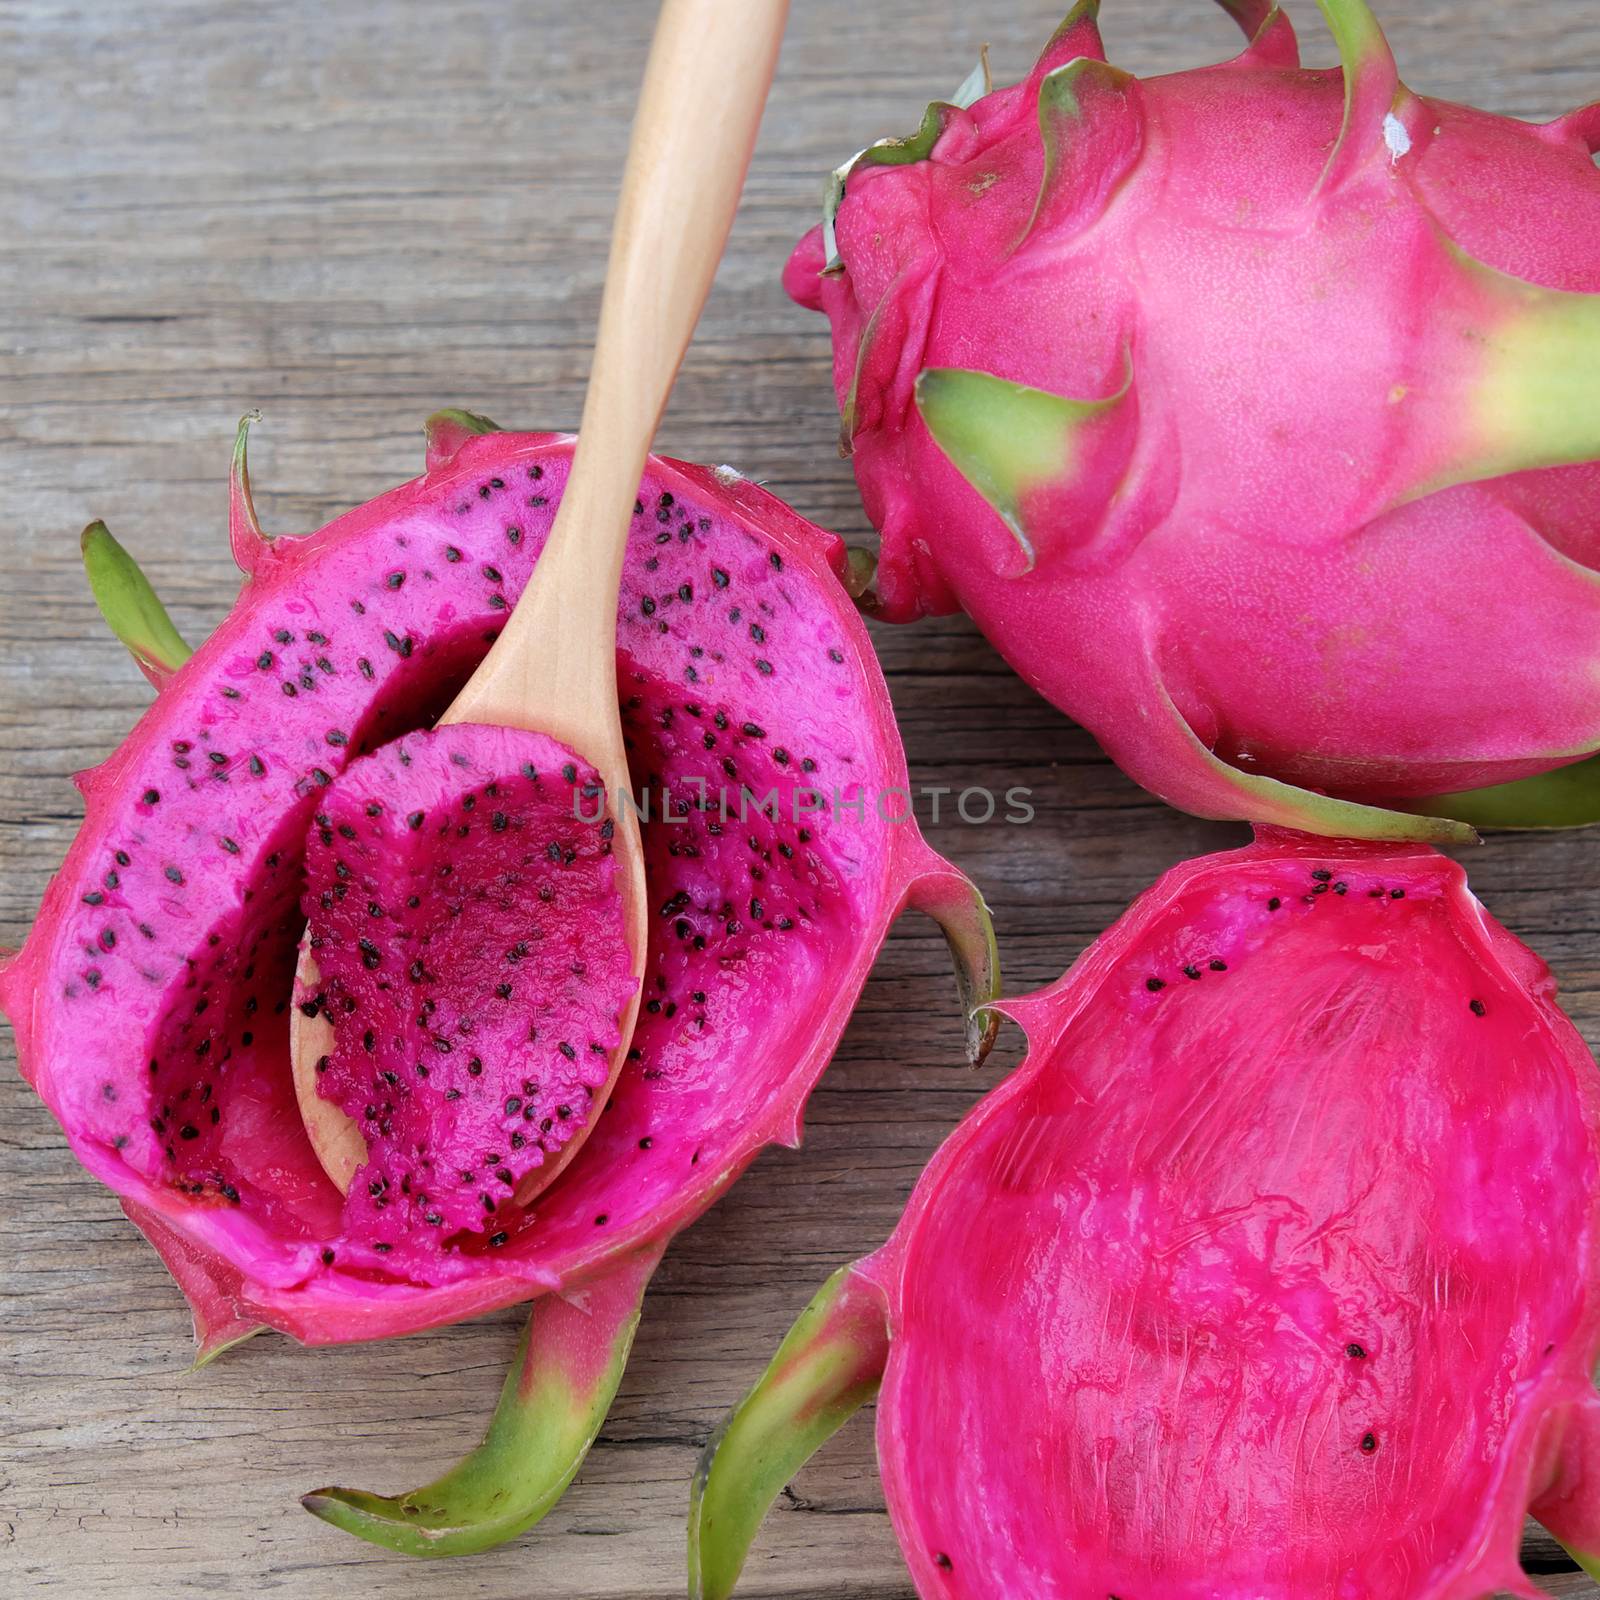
[0,415,998,1553]
[786,0,1600,840]
[693,830,1600,1598]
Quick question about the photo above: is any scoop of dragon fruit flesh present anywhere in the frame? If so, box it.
[693,830,1600,1600]
[785,0,1600,842]
[292,726,638,1263]
[0,415,999,1554]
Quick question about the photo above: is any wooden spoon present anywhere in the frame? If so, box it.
[290,0,790,1199]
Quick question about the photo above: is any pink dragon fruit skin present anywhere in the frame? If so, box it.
[0,414,998,1555]
[693,830,1600,1599]
[785,0,1600,842]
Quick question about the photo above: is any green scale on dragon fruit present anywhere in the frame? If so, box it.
[0,414,999,1556]
[694,830,1600,1600]
[787,0,1600,841]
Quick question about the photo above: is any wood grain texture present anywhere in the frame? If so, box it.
[2,0,1598,1594]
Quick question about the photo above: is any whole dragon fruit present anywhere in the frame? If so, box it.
[0,413,998,1555]
[786,0,1600,842]
[693,830,1600,1598]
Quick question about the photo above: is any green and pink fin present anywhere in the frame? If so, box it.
[1408,754,1600,831]
[123,1199,262,1365]
[79,521,193,689]
[1311,0,1404,195]
[689,1261,890,1600]
[1545,101,1600,154]
[1105,672,1479,844]
[947,47,992,112]
[903,846,1002,1067]
[1120,660,1600,841]
[1027,0,1107,83]
[838,263,939,455]
[1211,1,1299,69]
[913,361,1136,575]
[820,54,989,275]
[1433,254,1600,495]
[229,411,272,577]
[302,1245,662,1557]
[424,408,503,472]
[1327,240,1600,514]
[1018,58,1142,250]
[1531,1394,1600,1581]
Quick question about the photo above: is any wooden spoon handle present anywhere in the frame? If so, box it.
[577,0,790,552]
[448,0,789,741]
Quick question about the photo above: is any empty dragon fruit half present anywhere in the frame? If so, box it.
[786,0,1600,842]
[693,830,1600,1599]
[0,414,998,1555]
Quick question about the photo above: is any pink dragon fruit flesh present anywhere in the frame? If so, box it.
[0,413,999,1556]
[294,725,639,1258]
[786,0,1600,842]
[693,830,1600,1599]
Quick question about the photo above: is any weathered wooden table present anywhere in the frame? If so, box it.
[4,0,1599,1594]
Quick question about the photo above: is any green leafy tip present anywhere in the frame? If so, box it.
[689,1264,889,1600]
[1465,262,1600,486]
[80,521,193,687]
[303,1248,659,1558]
[424,408,504,471]
[1406,753,1600,832]
[228,410,276,576]
[841,545,878,603]
[914,362,1130,572]
[1042,0,1103,57]
[907,860,1002,1065]
[820,48,989,276]
[1312,0,1401,192]
[1140,676,1479,845]
[1018,58,1139,248]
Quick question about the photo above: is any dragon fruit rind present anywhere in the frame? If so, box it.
[787,0,1600,842]
[694,830,1600,1599]
[0,414,998,1555]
